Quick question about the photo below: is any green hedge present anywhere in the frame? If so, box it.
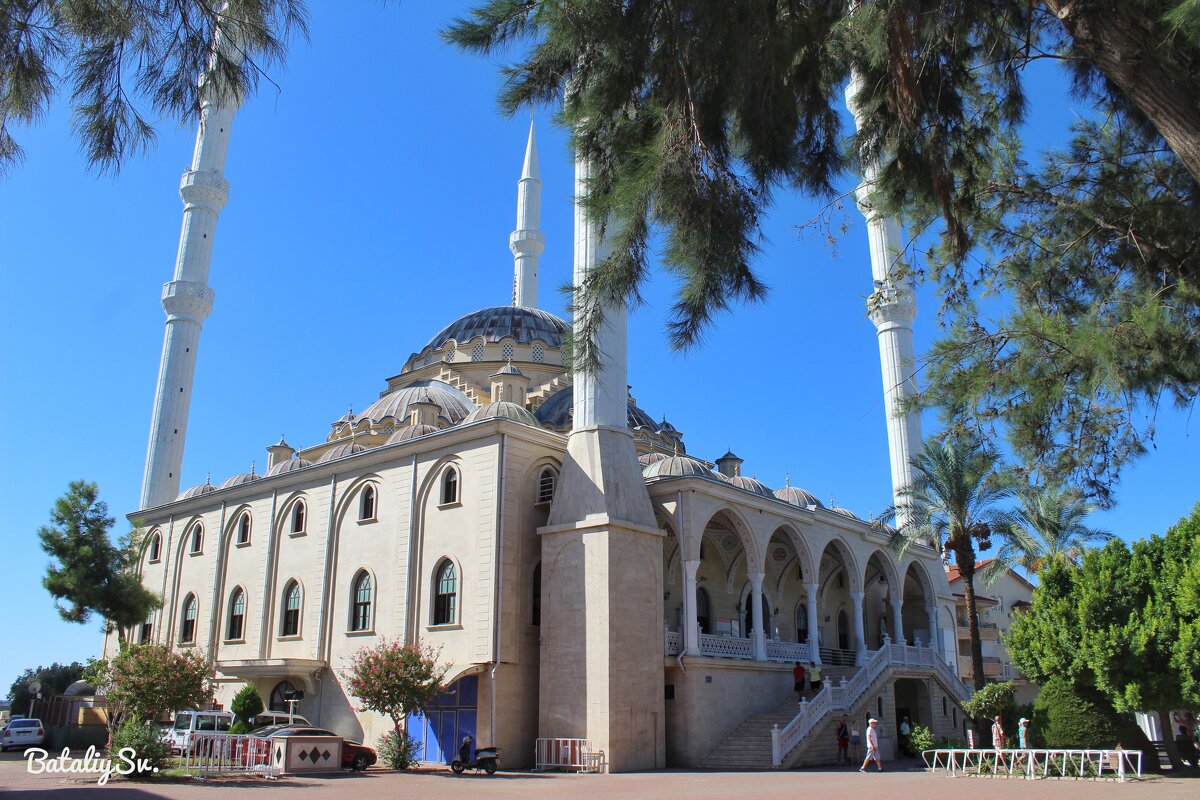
[1032,678,1118,748]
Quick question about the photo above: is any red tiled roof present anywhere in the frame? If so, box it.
[946,558,1036,591]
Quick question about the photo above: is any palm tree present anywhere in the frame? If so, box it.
[980,484,1113,585]
[888,437,1014,691]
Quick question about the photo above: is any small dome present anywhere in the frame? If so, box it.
[218,472,261,490]
[359,379,474,427]
[492,361,525,377]
[831,506,860,520]
[317,442,366,463]
[385,424,440,444]
[657,418,679,435]
[726,475,773,497]
[63,680,97,697]
[775,486,825,509]
[177,482,214,501]
[643,455,715,479]
[639,452,669,465]
[267,457,313,476]
[422,305,569,352]
[462,401,540,426]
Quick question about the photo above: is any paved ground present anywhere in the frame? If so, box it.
[1,749,1195,800]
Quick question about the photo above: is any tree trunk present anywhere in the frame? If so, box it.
[956,547,988,691]
[1158,707,1185,771]
[1042,1,1200,185]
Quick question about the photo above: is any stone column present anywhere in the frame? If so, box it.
[892,598,905,646]
[683,559,701,653]
[851,591,867,666]
[804,583,821,664]
[749,572,767,660]
[926,603,940,656]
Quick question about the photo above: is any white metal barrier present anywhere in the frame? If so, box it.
[184,734,278,777]
[922,748,1143,782]
[534,737,606,773]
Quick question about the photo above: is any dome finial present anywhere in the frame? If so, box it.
[785,473,791,488]
[204,472,211,486]
[250,460,256,476]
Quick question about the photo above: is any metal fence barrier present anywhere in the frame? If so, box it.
[183,734,279,778]
[534,737,606,773]
[922,748,1143,782]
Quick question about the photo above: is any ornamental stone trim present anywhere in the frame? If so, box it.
[509,228,546,255]
[867,288,916,327]
[179,169,230,211]
[162,280,215,321]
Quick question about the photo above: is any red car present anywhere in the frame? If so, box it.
[257,726,377,771]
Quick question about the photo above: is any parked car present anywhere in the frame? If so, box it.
[248,712,310,730]
[167,710,235,754]
[260,726,377,771]
[1,718,45,752]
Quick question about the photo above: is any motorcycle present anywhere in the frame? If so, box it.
[450,745,500,775]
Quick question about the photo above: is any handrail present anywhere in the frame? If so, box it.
[922,748,1142,782]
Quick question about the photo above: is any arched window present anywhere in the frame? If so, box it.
[189,523,203,554]
[290,501,306,534]
[360,486,377,521]
[236,513,251,545]
[531,563,541,626]
[442,468,459,505]
[837,609,850,650]
[139,611,154,644]
[269,680,298,712]
[180,594,197,643]
[434,560,457,625]
[227,588,246,640]
[537,468,556,504]
[147,532,161,562]
[796,603,809,642]
[281,580,301,637]
[351,571,373,632]
[697,587,712,634]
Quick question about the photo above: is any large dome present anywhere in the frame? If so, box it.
[359,380,474,426]
[422,306,569,352]
[535,385,659,432]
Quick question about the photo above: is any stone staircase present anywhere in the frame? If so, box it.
[705,697,804,770]
[435,367,483,405]
[527,375,571,412]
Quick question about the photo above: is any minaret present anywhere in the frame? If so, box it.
[538,150,664,772]
[139,34,240,509]
[845,71,923,527]
[510,119,544,307]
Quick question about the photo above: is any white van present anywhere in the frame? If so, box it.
[167,710,235,753]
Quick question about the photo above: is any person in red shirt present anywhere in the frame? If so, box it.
[792,662,806,700]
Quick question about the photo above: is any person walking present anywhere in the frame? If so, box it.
[835,716,850,765]
[992,715,1006,750]
[792,662,806,701]
[1018,717,1030,749]
[860,717,884,772]
[899,715,912,756]
[809,663,823,694]
[850,719,862,762]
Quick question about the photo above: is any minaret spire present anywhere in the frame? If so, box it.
[845,68,923,527]
[140,25,241,509]
[510,117,544,307]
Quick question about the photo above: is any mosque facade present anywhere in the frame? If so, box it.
[110,107,970,770]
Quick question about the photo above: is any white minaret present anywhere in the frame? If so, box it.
[845,70,923,527]
[510,119,544,307]
[140,35,240,510]
[538,150,664,771]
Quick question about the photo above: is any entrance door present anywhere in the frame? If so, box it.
[407,675,479,763]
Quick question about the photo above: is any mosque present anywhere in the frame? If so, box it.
[108,72,970,771]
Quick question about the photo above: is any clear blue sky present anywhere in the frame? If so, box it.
[1,3,1196,694]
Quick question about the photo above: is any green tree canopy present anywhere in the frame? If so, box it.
[85,644,212,724]
[344,639,447,736]
[38,480,160,641]
[6,661,85,716]
[1006,503,1200,768]
[1,0,309,176]
[447,1,1200,500]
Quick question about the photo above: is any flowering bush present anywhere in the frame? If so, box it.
[108,717,171,779]
[345,639,447,742]
[377,730,421,770]
[86,644,212,725]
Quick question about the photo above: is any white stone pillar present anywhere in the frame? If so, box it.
[892,598,905,646]
[140,32,241,510]
[845,72,923,528]
[683,559,701,653]
[804,582,821,665]
[851,591,867,666]
[510,120,544,308]
[926,603,940,655]
[749,572,767,660]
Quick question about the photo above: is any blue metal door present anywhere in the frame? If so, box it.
[407,674,479,764]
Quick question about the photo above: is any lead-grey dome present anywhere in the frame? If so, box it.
[462,401,540,427]
[423,306,569,352]
[267,457,313,476]
[317,442,366,463]
[359,380,474,426]
[385,424,440,444]
[535,385,658,432]
[775,486,825,509]
[831,506,860,520]
[643,455,715,479]
[177,482,214,501]
[218,472,261,490]
[726,475,773,497]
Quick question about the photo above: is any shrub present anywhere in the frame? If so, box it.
[377,730,421,770]
[228,721,252,735]
[908,723,936,754]
[108,717,171,780]
[1032,677,1118,748]
[230,684,264,730]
